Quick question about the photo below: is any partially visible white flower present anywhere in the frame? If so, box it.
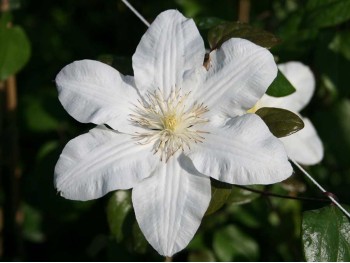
[54,10,292,256]
[253,62,324,165]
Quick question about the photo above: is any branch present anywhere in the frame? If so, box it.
[234,185,329,203]
[238,0,250,23]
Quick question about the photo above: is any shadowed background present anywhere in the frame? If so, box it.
[1,0,350,261]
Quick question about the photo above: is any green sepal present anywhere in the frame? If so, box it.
[266,69,296,97]
[256,107,304,138]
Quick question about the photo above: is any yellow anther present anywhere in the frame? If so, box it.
[130,88,209,161]
[163,115,177,131]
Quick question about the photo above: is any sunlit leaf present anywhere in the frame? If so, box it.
[205,179,232,216]
[0,25,30,80]
[106,190,133,242]
[256,107,304,138]
[226,185,262,205]
[208,21,280,50]
[302,205,350,261]
[266,69,296,97]
[304,0,350,28]
[213,225,259,261]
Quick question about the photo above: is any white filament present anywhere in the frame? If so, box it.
[130,88,208,162]
[291,158,350,219]
[121,0,150,27]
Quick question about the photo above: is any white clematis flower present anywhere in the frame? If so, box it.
[54,10,293,256]
[252,61,324,165]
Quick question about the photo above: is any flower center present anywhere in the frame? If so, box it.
[163,114,178,131]
[130,88,209,162]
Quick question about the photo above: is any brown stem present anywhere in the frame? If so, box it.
[5,77,17,111]
[0,0,8,12]
[1,75,22,260]
[238,0,251,23]
[165,256,173,262]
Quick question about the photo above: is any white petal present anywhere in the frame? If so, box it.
[132,154,211,256]
[56,60,139,133]
[54,126,158,201]
[258,61,315,112]
[195,38,277,117]
[187,114,293,185]
[281,117,324,165]
[132,10,205,98]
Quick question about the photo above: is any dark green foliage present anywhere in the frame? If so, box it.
[1,0,350,261]
[208,21,281,50]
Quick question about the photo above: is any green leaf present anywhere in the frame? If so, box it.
[205,179,232,216]
[22,203,45,243]
[36,141,59,161]
[304,0,350,28]
[213,225,259,261]
[195,17,224,30]
[329,32,350,60]
[208,21,280,50]
[128,221,149,254]
[266,70,296,97]
[256,107,304,138]
[227,185,262,205]
[302,205,350,261]
[22,94,60,132]
[0,25,31,80]
[106,190,133,242]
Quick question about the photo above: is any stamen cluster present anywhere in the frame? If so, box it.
[130,88,209,161]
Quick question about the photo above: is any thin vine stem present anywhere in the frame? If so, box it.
[290,159,350,219]
[235,185,329,203]
[121,0,150,27]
